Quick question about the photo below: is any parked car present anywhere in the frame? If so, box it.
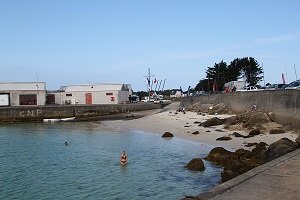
[265,84,287,90]
[285,80,300,90]
[236,86,259,91]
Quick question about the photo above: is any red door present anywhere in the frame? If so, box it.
[85,93,92,104]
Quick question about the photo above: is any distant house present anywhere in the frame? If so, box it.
[0,82,46,106]
[47,83,133,105]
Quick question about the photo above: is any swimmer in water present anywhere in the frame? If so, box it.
[120,151,127,166]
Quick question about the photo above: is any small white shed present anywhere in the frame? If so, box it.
[0,82,46,106]
[48,83,132,105]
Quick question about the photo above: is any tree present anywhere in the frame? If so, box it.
[206,60,228,91]
[239,57,263,86]
[195,78,209,92]
[227,58,243,81]
[195,57,263,92]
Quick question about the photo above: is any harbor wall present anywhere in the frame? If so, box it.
[181,90,300,130]
[0,103,162,122]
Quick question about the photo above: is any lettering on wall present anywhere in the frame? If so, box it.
[19,109,43,117]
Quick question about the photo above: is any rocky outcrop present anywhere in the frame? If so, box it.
[231,132,244,137]
[266,138,298,161]
[296,135,300,146]
[161,132,174,138]
[224,111,272,129]
[205,147,234,164]
[199,117,225,127]
[248,129,261,136]
[205,138,299,182]
[191,131,200,135]
[267,112,275,122]
[216,136,232,141]
[186,158,205,171]
[269,128,285,134]
[187,103,232,115]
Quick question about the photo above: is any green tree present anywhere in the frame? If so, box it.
[239,57,263,85]
[195,78,209,92]
[206,60,228,91]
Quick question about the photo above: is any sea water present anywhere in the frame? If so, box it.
[0,122,222,200]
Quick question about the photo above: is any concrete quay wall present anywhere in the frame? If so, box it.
[0,103,162,122]
[181,90,300,130]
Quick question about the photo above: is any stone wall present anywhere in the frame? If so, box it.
[0,103,162,122]
[181,90,300,130]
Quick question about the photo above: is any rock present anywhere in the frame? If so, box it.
[206,130,211,133]
[244,112,271,128]
[283,125,293,132]
[223,125,230,129]
[251,142,268,160]
[191,131,200,135]
[220,148,262,182]
[161,132,174,138]
[296,135,300,145]
[199,117,225,127]
[267,112,275,122]
[186,158,205,171]
[248,129,261,136]
[216,136,232,141]
[215,129,225,132]
[269,128,285,134]
[232,132,244,137]
[244,142,258,147]
[194,121,201,124]
[224,111,272,129]
[205,147,234,164]
[187,103,232,115]
[266,138,298,161]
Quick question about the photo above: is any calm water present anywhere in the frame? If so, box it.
[0,122,222,200]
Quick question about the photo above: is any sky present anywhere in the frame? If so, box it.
[0,0,299,91]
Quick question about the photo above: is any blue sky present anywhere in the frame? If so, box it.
[0,0,299,91]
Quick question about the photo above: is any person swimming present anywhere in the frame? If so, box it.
[120,151,127,166]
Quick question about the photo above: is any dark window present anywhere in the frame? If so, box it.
[19,94,37,105]
[106,93,113,95]
[66,94,72,96]
[46,94,55,105]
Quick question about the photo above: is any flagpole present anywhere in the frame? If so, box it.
[294,64,298,80]
[143,68,155,102]
[262,62,265,86]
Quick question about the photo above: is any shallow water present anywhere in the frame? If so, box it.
[0,122,222,200]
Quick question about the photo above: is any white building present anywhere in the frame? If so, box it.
[47,83,133,105]
[0,82,46,106]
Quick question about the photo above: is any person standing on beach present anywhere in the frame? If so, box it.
[120,151,128,166]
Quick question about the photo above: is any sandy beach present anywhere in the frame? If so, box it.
[99,102,299,151]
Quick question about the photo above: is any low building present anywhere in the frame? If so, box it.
[0,82,46,106]
[47,83,132,105]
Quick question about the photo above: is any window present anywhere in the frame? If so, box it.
[106,92,113,95]
[66,94,72,96]
[19,94,37,105]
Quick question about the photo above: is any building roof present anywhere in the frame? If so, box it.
[64,83,131,92]
[0,82,46,91]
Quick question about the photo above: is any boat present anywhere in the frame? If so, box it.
[43,117,75,123]
[60,117,75,122]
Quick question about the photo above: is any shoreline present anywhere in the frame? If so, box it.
[99,102,298,151]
